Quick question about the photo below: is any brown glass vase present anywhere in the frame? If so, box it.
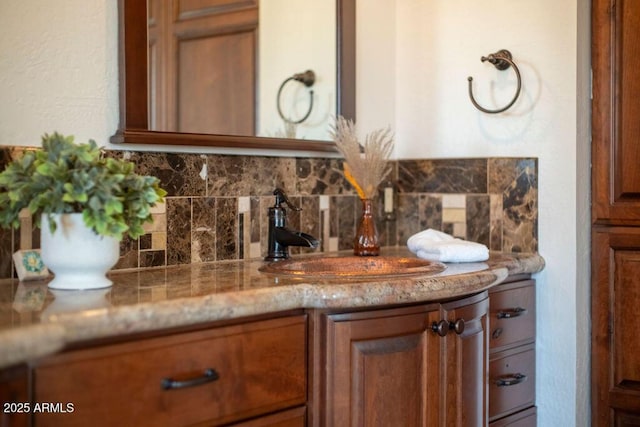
[354,198,380,256]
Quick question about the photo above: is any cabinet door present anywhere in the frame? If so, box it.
[592,0,640,224]
[440,292,490,427]
[323,303,442,426]
[592,228,640,423]
[322,292,488,427]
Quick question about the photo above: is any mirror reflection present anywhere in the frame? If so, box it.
[148,0,336,141]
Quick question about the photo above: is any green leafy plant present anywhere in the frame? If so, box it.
[0,133,167,240]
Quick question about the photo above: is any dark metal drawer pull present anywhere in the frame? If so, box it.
[449,318,465,335]
[431,320,449,337]
[495,373,527,387]
[497,307,527,319]
[161,368,219,390]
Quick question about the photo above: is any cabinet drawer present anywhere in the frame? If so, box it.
[32,315,307,427]
[489,407,536,427]
[232,406,306,426]
[489,344,535,421]
[489,280,535,350]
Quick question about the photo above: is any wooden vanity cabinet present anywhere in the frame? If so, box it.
[30,315,307,427]
[312,291,489,426]
[0,364,28,427]
[488,277,537,426]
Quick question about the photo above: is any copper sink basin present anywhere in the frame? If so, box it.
[259,256,446,280]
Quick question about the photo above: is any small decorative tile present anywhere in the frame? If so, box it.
[12,250,49,281]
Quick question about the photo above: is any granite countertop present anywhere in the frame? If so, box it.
[0,247,544,369]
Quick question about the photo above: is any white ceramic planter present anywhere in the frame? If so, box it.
[40,214,119,290]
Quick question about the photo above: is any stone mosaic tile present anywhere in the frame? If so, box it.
[0,147,12,169]
[115,235,139,270]
[296,158,349,195]
[192,198,216,263]
[488,158,537,193]
[207,155,296,197]
[466,195,490,246]
[250,197,261,244]
[139,234,152,250]
[490,194,504,251]
[0,229,14,279]
[396,194,420,245]
[419,194,443,231]
[116,152,207,198]
[167,198,192,265]
[331,195,358,250]
[398,159,487,194]
[140,250,166,268]
[215,198,237,261]
[502,167,538,252]
[301,196,321,255]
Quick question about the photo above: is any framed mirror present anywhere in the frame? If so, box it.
[111,0,355,153]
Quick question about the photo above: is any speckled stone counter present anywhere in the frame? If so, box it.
[0,248,544,369]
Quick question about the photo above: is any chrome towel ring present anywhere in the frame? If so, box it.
[277,69,315,124]
[467,49,521,114]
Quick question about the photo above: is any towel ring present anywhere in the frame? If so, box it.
[277,70,315,124]
[467,49,521,114]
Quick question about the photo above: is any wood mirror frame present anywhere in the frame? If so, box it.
[111,0,355,153]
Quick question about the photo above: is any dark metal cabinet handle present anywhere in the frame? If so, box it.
[492,327,503,340]
[496,307,527,319]
[495,373,527,387]
[431,320,449,337]
[161,368,219,390]
[449,318,465,335]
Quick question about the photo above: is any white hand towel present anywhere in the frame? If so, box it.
[407,229,489,263]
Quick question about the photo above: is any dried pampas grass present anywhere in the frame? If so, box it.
[330,116,394,199]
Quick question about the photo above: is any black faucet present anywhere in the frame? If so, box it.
[265,188,320,261]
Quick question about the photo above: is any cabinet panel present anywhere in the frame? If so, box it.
[441,294,489,427]
[592,0,640,223]
[0,365,28,427]
[489,407,536,427]
[593,228,640,423]
[231,406,306,427]
[32,316,306,427]
[324,304,441,426]
[489,344,535,421]
[489,280,535,351]
[322,292,488,427]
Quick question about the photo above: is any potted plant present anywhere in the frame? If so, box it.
[0,133,167,289]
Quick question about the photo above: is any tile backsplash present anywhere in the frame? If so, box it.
[0,148,537,279]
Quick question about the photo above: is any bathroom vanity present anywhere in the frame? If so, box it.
[0,249,543,426]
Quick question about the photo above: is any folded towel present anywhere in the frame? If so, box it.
[407,229,489,263]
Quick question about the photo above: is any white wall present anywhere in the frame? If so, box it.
[0,1,590,425]
[0,0,118,146]
[259,0,336,141]
[357,0,588,425]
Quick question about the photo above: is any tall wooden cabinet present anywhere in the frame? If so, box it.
[592,0,640,423]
